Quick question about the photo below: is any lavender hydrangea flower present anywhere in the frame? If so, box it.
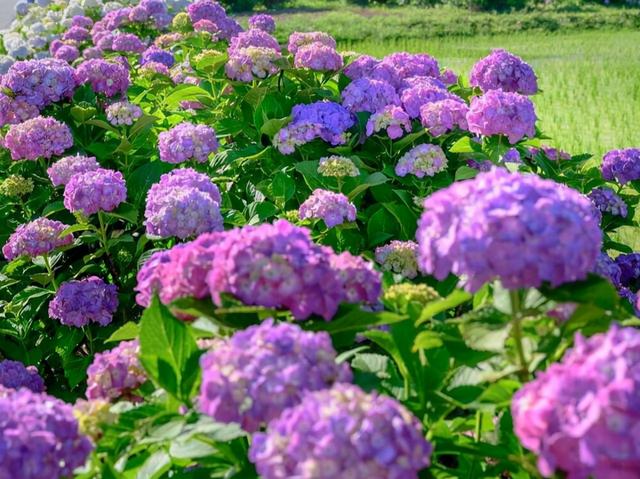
[248,14,275,33]
[370,52,440,90]
[467,90,537,144]
[527,145,571,162]
[83,47,104,60]
[3,217,74,260]
[63,26,91,43]
[593,252,622,287]
[0,94,40,126]
[106,101,143,126]
[75,59,130,97]
[400,83,455,119]
[615,253,640,291]
[441,68,458,85]
[341,77,399,114]
[601,148,640,185]
[198,319,352,432]
[299,189,356,228]
[3,116,73,161]
[0,388,93,479]
[375,240,419,278]
[512,325,640,479]
[144,168,223,239]
[588,186,628,217]
[502,148,522,164]
[140,61,170,76]
[274,101,354,154]
[250,384,432,479]
[288,31,336,55]
[366,105,412,139]
[395,144,448,178]
[294,43,343,71]
[330,251,382,305]
[111,33,145,53]
[47,155,100,187]
[0,360,44,392]
[140,46,175,67]
[470,49,538,95]
[229,29,280,54]
[344,54,378,80]
[63,168,127,216]
[86,339,146,400]
[158,122,218,164]
[226,46,282,82]
[318,155,360,177]
[49,276,118,327]
[72,15,93,29]
[417,168,602,292]
[53,45,80,63]
[420,98,469,136]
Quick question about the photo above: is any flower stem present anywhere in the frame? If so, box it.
[43,253,58,291]
[509,289,530,382]
[97,212,121,288]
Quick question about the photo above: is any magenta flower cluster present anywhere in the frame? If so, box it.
[250,384,432,479]
[86,339,146,400]
[186,0,243,40]
[0,360,45,393]
[330,251,382,305]
[513,325,640,479]
[417,168,602,292]
[420,98,469,136]
[111,33,145,54]
[400,82,458,119]
[248,14,276,33]
[0,94,39,126]
[3,116,73,160]
[144,168,223,239]
[3,217,74,261]
[294,42,343,71]
[470,49,538,95]
[395,143,448,178]
[299,189,357,228]
[345,52,441,91]
[229,28,280,54]
[75,59,130,97]
[366,105,412,139]
[288,31,337,55]
[63,168,127,216]
[588,186,628,217]
[341,77,400,114]
[158,122,219,164]
[48,155,100,186]
[601,148,640,185]
[199,319,352,432]
[48,276,118,328]
[0,388,92,479]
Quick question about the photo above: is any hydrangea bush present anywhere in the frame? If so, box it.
[0,1,639,478]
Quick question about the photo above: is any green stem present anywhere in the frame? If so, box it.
[43,254,58,291]
[97,212,121,288]
[509,289,530,381]
[84,326,95,355]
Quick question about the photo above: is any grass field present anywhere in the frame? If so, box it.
[337,30,640,158]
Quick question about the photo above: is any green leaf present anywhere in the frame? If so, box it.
[164,85,212,108]
[59,223,93,237]
[271,171,296,205]
[106,321,140,343]
[539,274,620,311]
[129,115,158,139]
[449,137,481,153]
[348,172,388,200]
[260,117,290,138]
[137,450,171,479]
[454,166,479,181]
[417,289,472,324]
[413,331,443,351]
[105,202,138,224]
[86,119,119,134]
[304,304,407,335]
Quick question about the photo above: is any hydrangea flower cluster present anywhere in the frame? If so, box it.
[294,43,343,71]
[63,25,90,43]
[395,143,448,178]
[344,54,379,80]
[527,145,571,161]
[248,13,276,33]
[226,46,282,82]
[274,101,355,154]
[75,59,130,97]
[140,46,175,68]
[48,276,118,328]
[512,325,640,479]
[3,116,73,160]
[106,101,143,126]
[417,168,602,292]
[186,0,242,40]
[64,168,127,216]
[0,388,92,479]
[250,384,432,479]
[341,77,400,113]
[467,90,537,144]
[229,29,280,55]
[47,154,100,187]
[420,98,469,136]
[400,83,456,118]
[0,174,34,197]
[3,217,74,260]
[54,45,80,63]
[375,240,419,278]
[73,398,116,442]
[615,253,640,292]
[330,251,382,305]
[144,168,223,239]
[593,252,622,287]
[86,339,146,400]
[288,31,337,55]
[383,283,440,307]
[158,122,219,163]
[588,186,628,217]
[317,155,360,178]
[199,319,352,432]
[299,189,357,228]
[0,360,44,392]
[366,105,412,139]
[370,52,441,89]
[0,94,40,126]
[601,148,640,184]
[111,33,145,54]
[470,49,538,95]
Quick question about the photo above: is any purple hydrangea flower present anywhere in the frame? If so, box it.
[344,54,378,80]
[47,155,100,187]
[420,98,469,136]
[299,189,357,228]
[288,31,336,55]
[140,61,170,76]
[105,101,143,126]
[154,33,184,48]
[198,319,352,432]
[601,148,640,185]
[400,83,456,119]
[0,388,92,479]
[330,251,382,305]
[54,45,80,63]
[3,217,74,260]
[229,29,280,54]
[0,93,40,126]
[140,46,175,67]
[128,5,149,22]
[417,168,602,292]
[395,143,448,178]
[250,384,432,479]
[3,116,73,161]
[83,47,104,60]
[63,26,90,43]
[86,339,146,400]
[187,0,227,23]
[512,325,640,478]
[341,77,400,114]
[144,168,223,239]
[294,43,343,71]
[375,240,419,278]
[158,122,218,164]
[502,148,522,164]
[441,68,458,85]
[467,90,537,144]
[248,14,276,33]
[0,360,44,392]
[593,252,622,287]
[366,105,412,139]
[274,101,354,154]
[370,52,440,90]
[226,47,282,82]
[527,145,571,161]
[75,59,130,97]
[399,75,446,93]
[63,168,127,216]
[470,49,538,95]
[111,33,145,53]
[615,253,640,291]
[588,186,628,217]
[48,276,118,328]
[72,15,93,29]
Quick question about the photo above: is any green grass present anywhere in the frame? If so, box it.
[338,30,640,158]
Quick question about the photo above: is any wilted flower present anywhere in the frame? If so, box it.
[299,189,357,228]
[49,276,118,327]
[470,49,538,95]
[395,143,448,178]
